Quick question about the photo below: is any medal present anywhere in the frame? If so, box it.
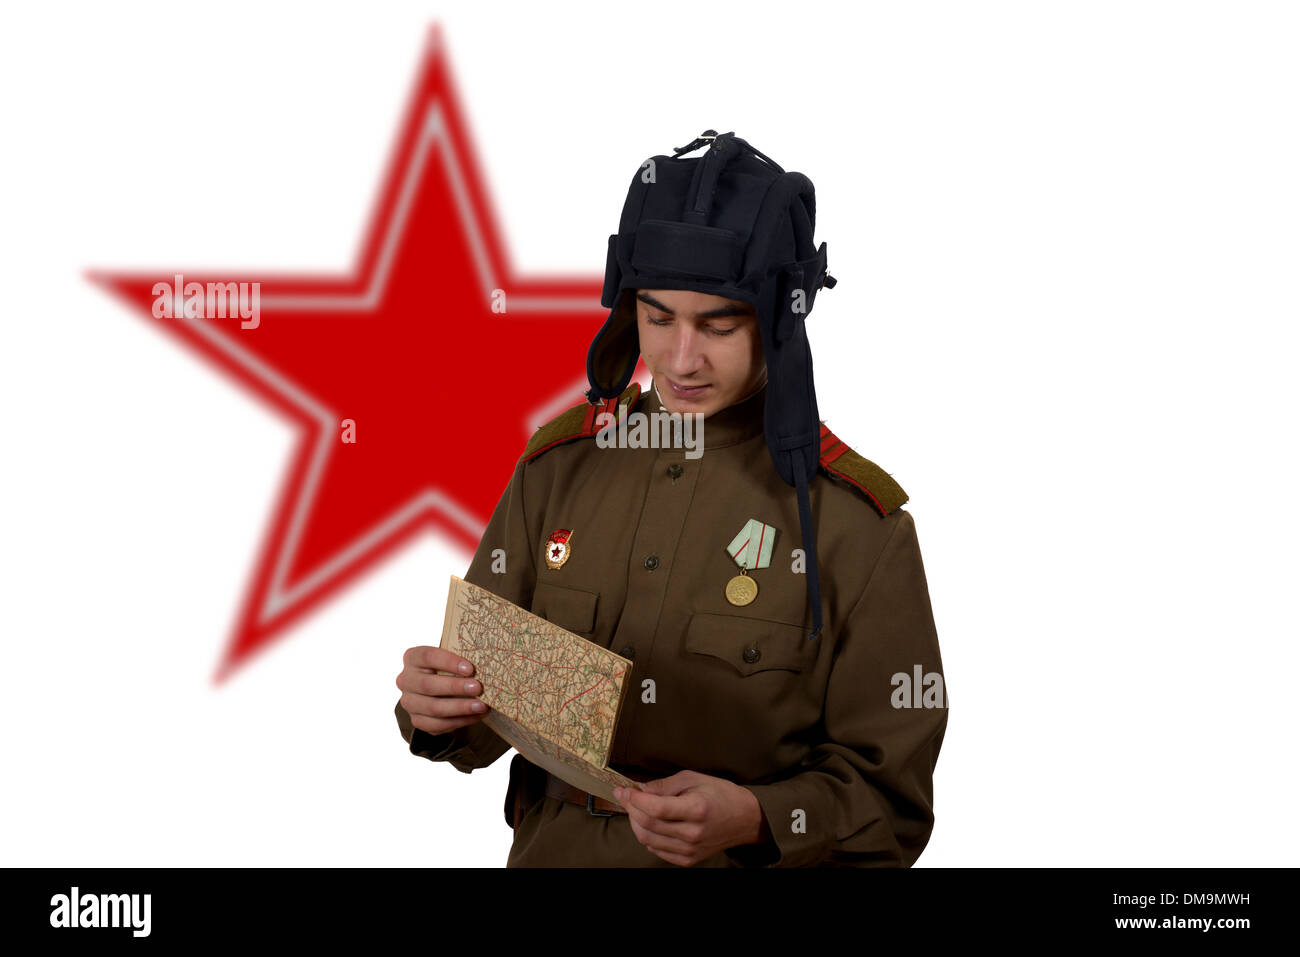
[545,528,574,569]
[726,564,758,606]
[723,519,777,606]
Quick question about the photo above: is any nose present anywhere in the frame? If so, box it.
[668,323,706,375]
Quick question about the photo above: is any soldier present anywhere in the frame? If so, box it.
[395,131,948,867]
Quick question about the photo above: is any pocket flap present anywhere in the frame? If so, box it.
[684,612,813,676]
[531,581,599,635]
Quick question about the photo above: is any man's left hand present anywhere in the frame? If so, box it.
[612,770,769,867]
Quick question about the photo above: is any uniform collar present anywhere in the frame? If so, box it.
[642,376,767,449]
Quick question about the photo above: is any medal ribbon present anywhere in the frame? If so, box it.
[726,519,776,570]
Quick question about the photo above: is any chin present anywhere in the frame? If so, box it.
[679,397,726,418]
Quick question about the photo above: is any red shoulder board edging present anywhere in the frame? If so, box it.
[818,422,909,515]
[521,383,643,463]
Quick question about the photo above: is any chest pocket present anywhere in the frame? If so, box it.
[530,580,599,636]
[685,612,815,676]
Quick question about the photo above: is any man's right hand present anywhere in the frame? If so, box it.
[396,646,491,735]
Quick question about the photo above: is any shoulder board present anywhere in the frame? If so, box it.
[521,383,642,463]
[818,421,909,515]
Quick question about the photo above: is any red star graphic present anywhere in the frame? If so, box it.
[88,24,629,684]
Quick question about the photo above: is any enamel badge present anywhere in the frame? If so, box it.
[544,528,574,569]
[724,519,777,606]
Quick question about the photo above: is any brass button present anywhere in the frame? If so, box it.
[667,464,683,479]
[619,645,636,660]
[643,554,660,570]
[742,646,761,664]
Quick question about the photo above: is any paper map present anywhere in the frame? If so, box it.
[438,575,644,803]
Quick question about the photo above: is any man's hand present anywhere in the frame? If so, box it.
[396,645,490,735]
[612,770,772,867]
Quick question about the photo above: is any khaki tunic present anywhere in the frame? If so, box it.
[395,378,947,866]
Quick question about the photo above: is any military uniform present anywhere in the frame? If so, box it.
[395,376,948,867]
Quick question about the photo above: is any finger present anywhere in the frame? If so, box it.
[620,788,702,823]
[399,691,490,720]
[640,771,700,797]
[408,711,488,735]
[404,646,476,676]
[397,672,484,698]
[626,815,697,858]
[623,802,704,844]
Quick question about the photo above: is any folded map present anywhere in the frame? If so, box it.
[438,575,645,804]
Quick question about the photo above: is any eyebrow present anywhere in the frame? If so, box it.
[636,291,754,320]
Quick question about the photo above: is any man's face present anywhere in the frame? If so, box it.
[634,288,767,417]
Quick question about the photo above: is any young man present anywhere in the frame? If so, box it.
[395,132,948,867]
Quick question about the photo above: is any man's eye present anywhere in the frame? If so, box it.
[646,315,734,336]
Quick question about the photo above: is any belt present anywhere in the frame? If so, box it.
[543,771,654,817]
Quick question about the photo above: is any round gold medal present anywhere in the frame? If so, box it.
[725,570,758,606]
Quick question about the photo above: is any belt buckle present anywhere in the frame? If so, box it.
[586,793,614,817]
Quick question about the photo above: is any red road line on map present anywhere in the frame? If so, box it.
[559,675,610,714]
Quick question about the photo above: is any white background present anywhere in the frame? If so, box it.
[2,0,1296,867]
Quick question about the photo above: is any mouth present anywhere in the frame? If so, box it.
[664,378,711,399]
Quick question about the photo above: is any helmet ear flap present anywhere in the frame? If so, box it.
[586,233,639,403]
[773,239,831,344]
[600,234,621,308]
[774,266,804,345]
[585,287,639,403]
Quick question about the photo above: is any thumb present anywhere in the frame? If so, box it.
[641,771,697,796]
